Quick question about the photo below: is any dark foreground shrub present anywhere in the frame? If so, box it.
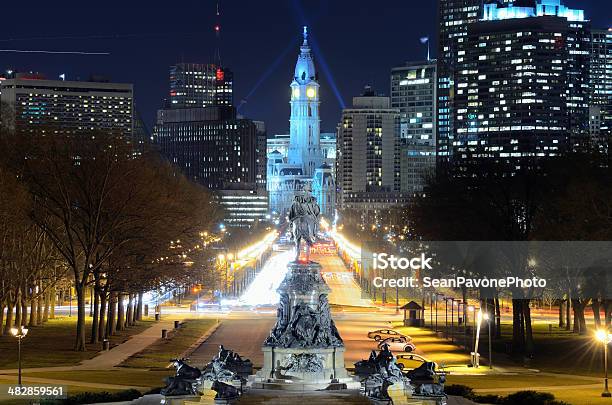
[502,390,569,405]
[42,388,142,405]
[444,384,475,397]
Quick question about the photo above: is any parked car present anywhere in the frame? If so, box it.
[395,353,437,370]
[377,337,416,353]
[367,329,410,342]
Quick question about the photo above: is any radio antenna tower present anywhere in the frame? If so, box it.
[214,0,222,67]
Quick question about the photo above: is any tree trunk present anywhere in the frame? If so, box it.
[90,281,100,344]
[593,299,602,328]
[98,290,107,341]
[116,293,125,331]
[35,282,43,325]
[0,302,5,336]
[43,288,50,323]
[21,289,28,326]
[49,286,56,319]
[74,283,87,351]
[512,299,524,354]
[565,292,571,331]
[29,294,37,326]
[572,299,588,335]
[495,295,501,339]
[126,294,134,327]
[107,292,117,337]
[14,290,22,327]
[4,300,14,334]
[523,300,534,355]
[136,291,143,321]
[605,299,611,328]
[559,300,565,328]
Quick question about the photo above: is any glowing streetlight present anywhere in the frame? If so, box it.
[10,325,28,385]
[483,311,492,369]
[596,329,612,397]
[472,309,483,368]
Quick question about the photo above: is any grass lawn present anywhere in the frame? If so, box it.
[120,318,217,369]
[14,369,171,389]
[394,325,472,367]
[553,388,612,405]
[490,321,606,377]
[447,374,595,389]
[0,317,154,369]
[397,316,607,377]
[447,374,608,405]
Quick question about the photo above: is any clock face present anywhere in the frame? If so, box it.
[293,88,300,98]
[306,87,316,98]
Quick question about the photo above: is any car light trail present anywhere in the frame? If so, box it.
[238,250,293,306]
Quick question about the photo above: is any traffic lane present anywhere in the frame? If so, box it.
[188,317,275,367]
[314,254,372,307]
[334,312,402,367]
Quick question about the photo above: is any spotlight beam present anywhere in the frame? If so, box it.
[0,49,109,55]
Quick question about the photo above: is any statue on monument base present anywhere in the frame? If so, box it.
[249,187,359,391]
[160,358,202,397]
[289,183,320,262]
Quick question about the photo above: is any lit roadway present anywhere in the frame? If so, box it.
[188,251,402,368]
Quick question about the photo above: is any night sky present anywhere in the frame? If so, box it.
[0,0,610,135]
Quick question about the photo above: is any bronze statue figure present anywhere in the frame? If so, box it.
[288,183,320,262]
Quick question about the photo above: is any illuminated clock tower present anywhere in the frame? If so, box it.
[288,26,322,177]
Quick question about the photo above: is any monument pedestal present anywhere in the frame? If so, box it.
[249,261,359,390]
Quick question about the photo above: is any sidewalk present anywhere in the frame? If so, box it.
[77,320,175,370]
[0,320,175,374]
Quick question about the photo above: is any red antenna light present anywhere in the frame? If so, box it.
[216,67,224,81]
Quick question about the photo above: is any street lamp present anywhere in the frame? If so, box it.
[472,309,483,368]
[484,312,492,370]
[596,329,612,397]
[10,325,28,385]
[467,305,475,352]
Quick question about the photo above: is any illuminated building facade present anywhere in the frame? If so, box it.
[266,27,335,219]
[0,77,133,137]
[391,60,437,193]
[437,0,484,160]
[452,0,590,171]
[267,132,336,171]
[336,88,405,217]
[590,29,612,147]
[160,59,266,226]
[168,63,233,108]
[154,106,258,188]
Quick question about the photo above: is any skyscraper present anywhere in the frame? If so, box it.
[590,29,612,147]
[437,0,483,160]
[168,63,233,108]
[159,58,266,227]
[267,27,335,219]
[391,60,437,193]
[0,75,133,138]
[336,88,404,219]
[449,0,591,172]
[154,106,257,189]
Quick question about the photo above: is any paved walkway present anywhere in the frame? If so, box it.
[77,320,175,370]
[0,320,176,374]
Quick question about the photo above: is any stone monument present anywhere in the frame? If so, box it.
[250,186,358,390]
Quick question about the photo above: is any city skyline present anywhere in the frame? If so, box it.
[0,0,608,136]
